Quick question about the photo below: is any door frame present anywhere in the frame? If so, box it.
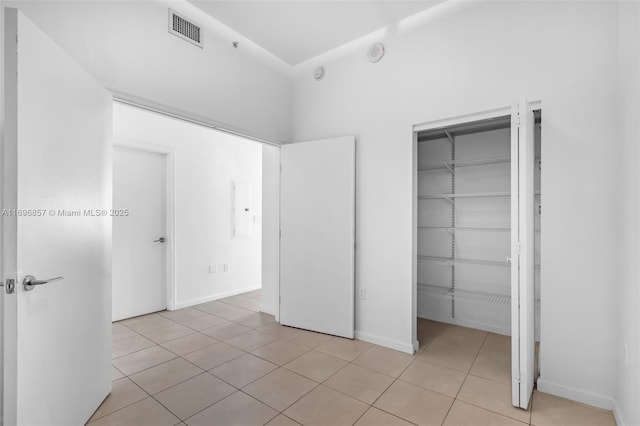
[411,99,541,349]
[112,138,177,312]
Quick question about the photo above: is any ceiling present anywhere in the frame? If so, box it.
[188,1,441,65]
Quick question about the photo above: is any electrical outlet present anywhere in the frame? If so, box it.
[209,265,217,273]
[359,288,366,300]
[223,264,229,272]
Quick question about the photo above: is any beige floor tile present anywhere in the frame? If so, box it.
[224,330,277,351]
[444,400,528,426]
[220,295,259,310]
[236,312,276,329]
[480,333,511,361]
[284,329,334,349]
[159,308,209,323]
[242,289,262,300]
[112,334,156,359]
[354,407,415,426]
[88,397,179,426]
[112,366,125,381]
[112,323,138,341]
[323,363,394,404]
[214,305,255,321]
[113,346,177,376]
[257,323,299,338]
[531,391,616,426]
[140,323,196,344]
[243,368,317,411]
[154,373,235,420]
[129,358,203,394]
[182,315,230,331]
[399,358,466,398]
[192,301,228,315]
[182,342,244,370]
[126,316,178,333]
[457,375,530,423]
[470,353,511,385]
[89,378,147,421]
[201,322,251,340]
[373,380,453,426]
[210,354,277,388]
[315,337,373,362]
[284,385,369,426]
[161,333,217,356]
[185,391,278,426]
[265,414,301,426]
[418,339,478,373]
[430,332,485,358]
[284,350,348,382]
[251,340,309,365]
[119,313,162,326]
[353,345,414,378]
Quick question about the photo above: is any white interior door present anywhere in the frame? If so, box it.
[3,9,112,425]
[511,98,536,409]
[280,137,355,338]
[113,147,167,321]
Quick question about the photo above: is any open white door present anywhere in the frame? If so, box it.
[510,98,536,409]
[3,9,112,425]
[280,137,355,338]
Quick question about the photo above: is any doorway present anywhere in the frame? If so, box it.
[112,101,264,320]
[412,100,542,409]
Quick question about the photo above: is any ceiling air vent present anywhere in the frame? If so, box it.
[168,9,202,48]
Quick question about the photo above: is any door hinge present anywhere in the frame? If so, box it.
[515,242,522,255]
[3,278,16,294]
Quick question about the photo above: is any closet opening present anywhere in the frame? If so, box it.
[414,105,541,408]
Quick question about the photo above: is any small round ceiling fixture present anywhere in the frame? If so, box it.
[314,66,325,81]
[367,42,385,63]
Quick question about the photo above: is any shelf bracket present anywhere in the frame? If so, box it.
[442,195,454,205]
[443,163,454,174]
[444,130,455,144]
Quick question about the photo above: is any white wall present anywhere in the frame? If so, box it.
[615,2,640,425]
[292,0,619,408]
[261,145,280,316]
[113,103,262,308]
[4,0,291,144]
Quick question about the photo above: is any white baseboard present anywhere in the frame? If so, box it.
[612,399,628,426]
[173,285,261,310]
[537,378,613,411]
[354,330,414,354]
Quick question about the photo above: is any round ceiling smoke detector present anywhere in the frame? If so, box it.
[314,66,325,81]
[367,43,385,63]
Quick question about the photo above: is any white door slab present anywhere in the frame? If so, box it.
[3,9,112,425]
[279,136,355,338]
[113,147,167,321]
[511,98,536,409]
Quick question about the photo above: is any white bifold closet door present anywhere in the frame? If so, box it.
[3,9,112,426]
[511,98,536,409]
[279,137,356,338]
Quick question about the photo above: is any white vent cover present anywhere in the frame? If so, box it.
[168,9,202,48]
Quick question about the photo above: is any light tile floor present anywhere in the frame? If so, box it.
[92,290,616,426]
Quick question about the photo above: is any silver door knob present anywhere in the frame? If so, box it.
[154,237,166,243]
[22,275,64,291]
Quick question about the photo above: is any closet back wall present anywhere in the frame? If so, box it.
[292,0,618,409]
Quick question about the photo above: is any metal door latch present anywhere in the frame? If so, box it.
[2,278,16,294]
